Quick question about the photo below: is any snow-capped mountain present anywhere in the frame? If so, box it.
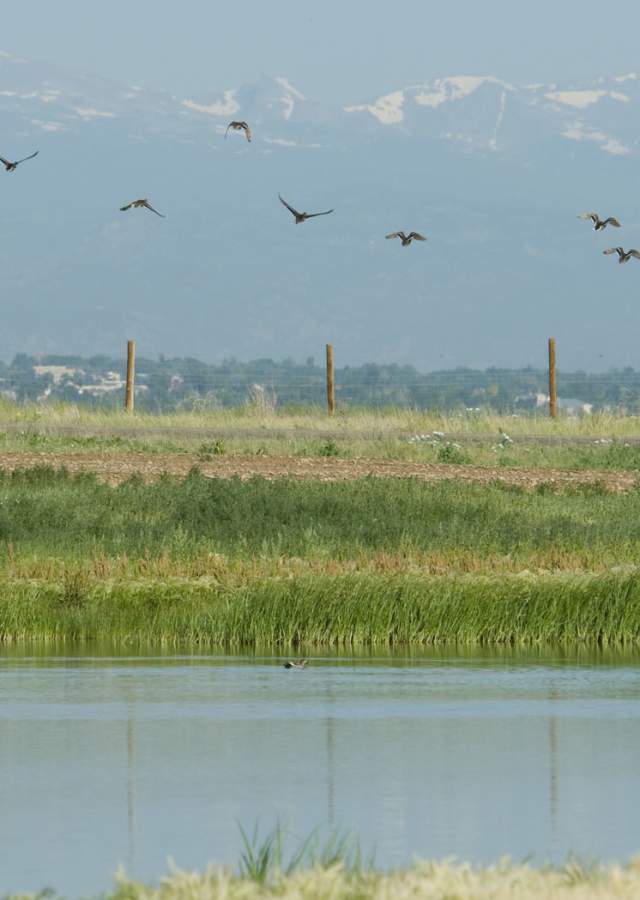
[1,50,640,372]
[344,73,640,157]
[3,49,640,158]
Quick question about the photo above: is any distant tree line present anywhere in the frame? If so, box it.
[2,353,640,413]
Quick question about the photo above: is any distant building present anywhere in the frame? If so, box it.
[514,392,548,410]
[33,365,77,384]
[514,392,593,415]
[78,371,124,396]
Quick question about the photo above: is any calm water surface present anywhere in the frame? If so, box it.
[1,645,640,897]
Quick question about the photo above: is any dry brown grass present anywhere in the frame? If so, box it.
[89,858,640,900]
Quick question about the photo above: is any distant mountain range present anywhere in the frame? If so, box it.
[3,49,639,155]
[1,50,639,371]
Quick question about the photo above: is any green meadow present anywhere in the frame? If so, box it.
[1,466,640,646]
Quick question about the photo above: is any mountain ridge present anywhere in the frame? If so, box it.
[2,49,640,156]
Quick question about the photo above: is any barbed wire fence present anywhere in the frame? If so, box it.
[4,338,640,416]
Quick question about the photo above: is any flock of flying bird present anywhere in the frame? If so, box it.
[2,126,637,260]
[578,211,640,264]
[0,121,427,244]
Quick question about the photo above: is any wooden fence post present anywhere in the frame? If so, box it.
[548,337,557,419]
[125,339,136,413]
[326,343,335,416]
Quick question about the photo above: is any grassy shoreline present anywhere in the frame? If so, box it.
[1,465,640,646]
[3,570,640,646]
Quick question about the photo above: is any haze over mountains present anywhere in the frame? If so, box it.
[1,49,640,370]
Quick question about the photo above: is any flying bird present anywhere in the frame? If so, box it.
[0,151,39,172]
[603,247,640,264]
[279,194,333,224]
[225,120,252,142]
[578,212,621,231]
[284,659,308,670]
[120,198,165,217]
[385,231,427,246]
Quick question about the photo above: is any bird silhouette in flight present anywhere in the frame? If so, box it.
[225,121,252,142]
[120,198,165,217]
[279,194,333,224]
[603,247,640,264]
[385,231,427,246]
[0,151,39,172]
[578,212,621,231]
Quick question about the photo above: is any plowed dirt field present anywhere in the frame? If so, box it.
[1,451,638,492]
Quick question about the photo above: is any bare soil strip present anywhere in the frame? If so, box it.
[1,451,638,491]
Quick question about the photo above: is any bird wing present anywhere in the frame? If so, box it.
[143,201,165,217]
[305,209,334,219]
[14,151,39,165]
[385,232,402,240]
[224,123,232,138]
[243,123,252,142]
[603,247,622,255]
[604,217,621,227]
[0,156,12,167]
[279,194,301,217]
[120,202,133,212]
[578,212,598,222]
[408,232,427,241]
[629,250,640,259]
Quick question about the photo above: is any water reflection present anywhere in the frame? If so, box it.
[548,688,559,857]
[325,683,336,827]
[1,646,639,898]
[126,706,135,875]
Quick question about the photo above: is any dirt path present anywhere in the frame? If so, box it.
[1,451,638,491]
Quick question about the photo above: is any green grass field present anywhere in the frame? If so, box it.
[1,467,640,646]
[1,465,640,568]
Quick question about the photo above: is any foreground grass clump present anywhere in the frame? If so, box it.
[8,824,640,899]
[18,857,640,900]
[3,571,640,646]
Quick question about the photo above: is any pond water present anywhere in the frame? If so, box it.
[1,646,640,897]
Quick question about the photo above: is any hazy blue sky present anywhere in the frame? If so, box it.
[7,0,640,100]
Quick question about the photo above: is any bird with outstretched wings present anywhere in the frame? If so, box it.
[279,194,333,224]
[603,247,640,264]
[120,198,165,217]
[225,121,252,142]
[385,231,427,246]
[0,151,39,172]
[578,212,621,231]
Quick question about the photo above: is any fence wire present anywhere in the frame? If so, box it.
[6,352,640,413]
